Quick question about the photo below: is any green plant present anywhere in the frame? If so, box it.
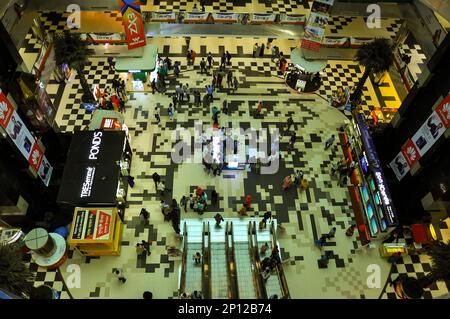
[0,244,34,297]
[419,240,450,288]
[53,31,95,102]
[350,38,394,106]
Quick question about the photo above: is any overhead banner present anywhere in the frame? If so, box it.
[212,13,240,23]
[150,12,176,22]
[390,93,450,181]
[301,25,325,51]
[85,33,125,43]
[390,151,410,181]
[301,0,334,52]
[0,92,53,186]
[183,12,210,23]
[350,37,373,48]
[322,37,349,48]
[119,0,147,50]
[251,14,277,24]
[279,14,306,24]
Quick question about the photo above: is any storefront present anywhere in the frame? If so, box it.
[339,114,398,245]
[56,130,132,221]
[115,43,159,93]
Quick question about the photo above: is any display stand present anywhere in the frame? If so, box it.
[24,228,67,269]
[68,207,123,256]
[379,243,408,257]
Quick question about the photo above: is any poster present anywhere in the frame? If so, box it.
[308,12,329,28]
[212,13,240,23]
[184,12,210,23]
[38,155,53,186]
[5,110,35,160]
[389,151,410,181]
[311,0,334,14]
[119,0,147,50]
[435,94,450,128]
[322,37,349,48]
[411,112,445,156]
[251,14,277,24]
[71,208,113,241]
[0,92,14,129]
[279,14,305,24]
[150,12,176,22]
[28,142,44,172]
[401,139,420,167]
[301,25,325,51]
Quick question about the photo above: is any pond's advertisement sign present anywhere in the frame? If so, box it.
[251,14,277,24]
[279,14,305,24]
[150,12,176,22]
[120,0,147,50]
[212,13,240,23]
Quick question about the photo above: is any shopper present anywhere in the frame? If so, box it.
[253,43,259,58]
[226,71,233,88]
[261,267,271,282]
[388,252,402,265]
[152,172,161,190]
[325,134,335,150]
[233,77,239,92]
[191,290,203,299]
[172,94,178,109]
[107,56,115,70]
[346,224,357,236]
[113,269,126,283]
[136,243,146,257]
[193,252,202,264]
[173,61,180,77]
[259,218,266,230]
[168,104,174,120]
[190,49,197,66]
[127,175,135,188]
[260,242,269,255]
[286,116,294,132]
[245,194,252,209]
[154,108,161,124]
[294,170,304,186]
[256,100,263,118]
[141,240,151,256]
[226,51,232,65]
[327,227,337,239]
[189,194,195,210]
[315,235,327,248]
[184,84,191,102]
[259,43,265,57]
[200,58,207,74]
[263,211,272,223]
[194,90,201,107]
[289,132,297,149]
[180,195,188,212]
[214,213,224,227]
[207,52,213,69]
[282,175,293,190]
[140,208,150,225]
[206,85,214,101]
[211,189,218,205]
[220,52,226,68]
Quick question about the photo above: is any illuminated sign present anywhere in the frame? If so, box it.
[89,131,103,160]
[80,166,96,198]
[374,169,397,226]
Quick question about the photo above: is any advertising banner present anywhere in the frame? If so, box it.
[119,0,147,50]
[184,12,210,23]
[308,12,329,28]
[390,151,410,181]
[71,208,113,241]
[88,33,125,43]
[212,13,240,23]
[302,25,325,51]
[435,94,450,128]
[411,111,445,156]
[401,139,421,167]
[150,12,176,22]
[38,155,52,186]
[311,0,334,14]
[251,13,277,24]
[279,14,305,24]
[0,92,14,129]
[322,37,349,48]
[5,110,36,160]
[28,142,44,172]
[350,37,373,48]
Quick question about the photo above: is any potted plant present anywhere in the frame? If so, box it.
[350,38,394,108]
[53,31,95,103]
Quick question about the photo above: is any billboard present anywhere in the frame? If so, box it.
[119,0,147,50]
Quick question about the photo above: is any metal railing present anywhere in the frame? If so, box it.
[202,222,211,299]
[248,221,265,299]
[252,221,268,299]
[179,221,188,296]
[270,222,290,299]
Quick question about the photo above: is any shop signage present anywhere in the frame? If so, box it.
[71,208,113,241]
[28,142,44,172]
[279,14,305,24]
[88,33,125,43]
[119,0,147,50]
[0,92,14,128]
[357,116,380,168]
[350,37,373,48]
[38,156,52,186]
[89,131,103,160]
[374,169,397,225]
[389,151,410,181]
[150,12,176,22]
[80,166,96,198]
[251,14,277,24]
[184,12,210,23]
[435,94,450,128]
[401,139,421,167]
[411,111,445,156]
[101,117,121,129]
[301,0,334,52]
[322,37,349,48]
[212,13,239,23]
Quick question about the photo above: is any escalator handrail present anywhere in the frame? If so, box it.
[204,222,212,299]
[253,221,268,299]
[270,222,291,299]
[179,221,188,296]
[230,222,239,298]
[248,221,264,299]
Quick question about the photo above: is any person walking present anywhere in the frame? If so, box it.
[222,99,228,115]
[152,172,161,190]
[206,84,214,101]
[189,194,196,210]
[227,71,233,88]
[136,243,146,257]
[245,194,252,209]
[180,195,188,212]
[256,100,263,118]
[172,94,178,109]
[327,227,337,239]
[140,208,150,225]
[233,77,239,92]
[286,116,294,132]
[260,242,269,255]
[168,104,174,120]
[253,43,259,58]
[200,58,207,74]
[214,213,224,227]
[346,224,357,236]
[113,269,127,283]
[282,175,293,190]
[294,170,304,186]
[184,84,191,103]
[220,52,226,68]
[263,211,272,223]
[207,52,213,69]
[154,107,161,124]
[107,56,115,70]
[199,0,206,11]
[173,61,180,77]
[259,43,265,57]
[226,51,232,65]
[150,78,156,94]
[315,235,327,248]
[185,36,191,50]
[194,90,201,107]
[325,134,335,150]
[289,132,296,150]
[193,252,202,264]
[211,189,218,205]
[190,49,197,66]
[141,240,151,256]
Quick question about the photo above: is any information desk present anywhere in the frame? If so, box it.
[68,207,123,256]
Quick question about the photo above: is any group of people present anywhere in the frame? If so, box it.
[260,245,281,281]
[160,199,181,234]
[97,75,127,113]
[282,170,307,191]
[331,155,358,186]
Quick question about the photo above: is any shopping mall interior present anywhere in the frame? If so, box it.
[0,0,449,300]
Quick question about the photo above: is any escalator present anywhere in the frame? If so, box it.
[209,221,230,299]
[180,221,204,296]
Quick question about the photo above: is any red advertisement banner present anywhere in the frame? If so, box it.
[435,94,450,128]
[301,39,321,52]
[120,1,147,50]
[28,142,44,172]
[0,92,14,129]
[401,139,421,167]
